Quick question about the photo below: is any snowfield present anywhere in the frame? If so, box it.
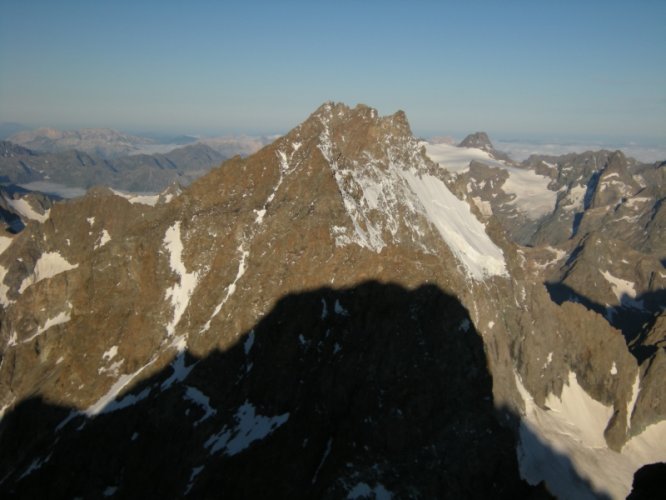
[400,170,508,279]
[515,371,666,499]
[424,142,557,219]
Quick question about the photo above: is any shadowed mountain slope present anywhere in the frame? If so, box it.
[0,282,543,498]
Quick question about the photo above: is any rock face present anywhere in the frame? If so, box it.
[0,102,664,498]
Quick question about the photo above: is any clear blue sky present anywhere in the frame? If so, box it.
[1,0,664,141]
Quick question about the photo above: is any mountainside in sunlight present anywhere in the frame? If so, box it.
[0,103,664,498]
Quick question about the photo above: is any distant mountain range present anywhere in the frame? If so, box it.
[0,126,276,196]
[0,140,226,194]
[9,128,153,159]
[8,126,275,160]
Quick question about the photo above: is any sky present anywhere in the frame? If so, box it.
[1,0,665,143]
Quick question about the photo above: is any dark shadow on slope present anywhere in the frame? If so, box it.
[545,282,665,362]
[0,281,591,498]
[0,206,25,233]
[627,462,666,499]
[570,171,601,239]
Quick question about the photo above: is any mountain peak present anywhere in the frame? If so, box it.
[309,102,409,129]
[458,131,494,151]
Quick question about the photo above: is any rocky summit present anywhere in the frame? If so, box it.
[0,102,664,498]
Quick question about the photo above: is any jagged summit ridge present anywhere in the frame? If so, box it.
[288,102,508,278]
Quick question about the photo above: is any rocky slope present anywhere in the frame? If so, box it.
[0,103,664,498]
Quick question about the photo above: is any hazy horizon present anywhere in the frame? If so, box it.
[1,0,665,145]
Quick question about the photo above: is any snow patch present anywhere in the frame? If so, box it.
[111,189,160,206]
[96,229,111,249]
[347,482,393,499]
[471,196,493,216]
[92,385,150,415]
[161,351,195,390]
[185,386,217,425]
[163,222,200,336]
[18,454,51,480]
[0,265,11,306]
[81,354,161,418]
[627,372,640,428]
[312,438,332,484]
[610,362,617,375]
[625,197,650,209]
[98,359,124,376]
[334,299,349,316]
[0,235,13,256]
[102,486,118,497]
[534,246,567,270]
[18,252,78,294]
[600,270,636,303]
[3,195,50,222]
[103,345,119,362]
[243,330,255,355]
[563,184,586,212]
[254,208,267,224]
[35,310,71,336]
[201,245,248,333]
[185,466,204,495]
[205,401,289,456]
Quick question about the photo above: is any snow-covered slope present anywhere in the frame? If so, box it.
[424,142,557,220]
[516,371,666,499]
